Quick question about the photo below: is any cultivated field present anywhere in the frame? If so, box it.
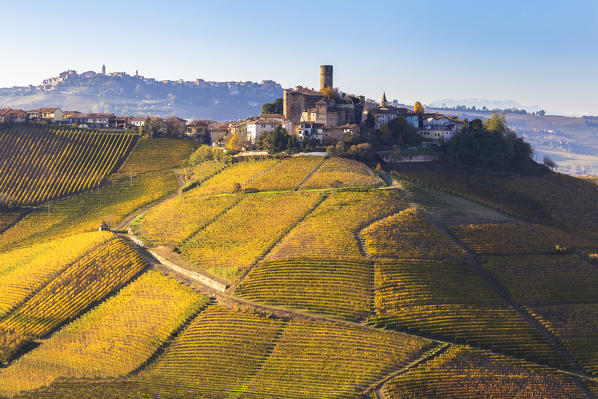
[382,346,588,398]
[181,191,322,281]
[0,238,146,365]
[236,257,374,319]
[0,271,207,396]
[1,140,598,398]
[267,190,405,260]
[301,157,384,189]
[0,126,138,206]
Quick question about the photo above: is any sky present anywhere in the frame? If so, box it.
[0,0,597,116]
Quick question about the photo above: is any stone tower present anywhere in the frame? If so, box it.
[381,92,388,106]
[320,65,333,91]
[102,64,106,75]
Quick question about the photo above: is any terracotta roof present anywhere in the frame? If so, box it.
[293,86,323,96]
[260,113,283,119]
[0,108,26,116]
[371,106,416,115]
[86,113,116,118]
[187,120,214,126]
[131,117,147,122]
[165,116,187,122]
[28,107,61,113]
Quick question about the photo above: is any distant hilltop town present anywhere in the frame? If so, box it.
[0,65,282,121]
[0,65,464,149]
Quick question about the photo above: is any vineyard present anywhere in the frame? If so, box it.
[181,191,323,282]
[0,231,112,319]
[382,346,588,398]
[132,194,239,246]
[300,157,384,189]
[192,158,279,195]
[0,138,194,250]
[529,304,598,376]
[236,257,374,319]
[392,162,598,241]
[481,254,598,306]
[0,238,147,365]
[267,190,405,260]
[450,222,594,255]
[0,126,139,206]
[138,305,432,398]
[370,258,567,367]
[245,156,324,191]
[2,145,598,398]
[0,271,207,396]
[361,208,467,262]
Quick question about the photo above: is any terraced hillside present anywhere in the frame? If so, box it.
[393,162,598,241]
[2,150,598,399]
[381,346,589,398]
[450,222,598,377]
[0,126,139,206]
[0,137,195,250]
[0,271,207,396]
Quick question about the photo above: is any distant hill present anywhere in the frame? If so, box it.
[429,98,542,113]
[0,70,283,121]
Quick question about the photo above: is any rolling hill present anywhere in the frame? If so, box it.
[1,131,598,398]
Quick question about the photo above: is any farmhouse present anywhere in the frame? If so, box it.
[246,118,291,144]
[186,120,213,143]
[0,108,27,123]
[27,107,65,123]
[164,116,187,137]
[418,114,465,142]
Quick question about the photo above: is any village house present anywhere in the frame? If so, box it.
[164,116,187,137]
[300,100,356,128]
[283,86,324,122]
[246,118,291,144]
[83,113,116,129]
[366,94,419,130]
[114,116,132,130]
[259,113,284,121]
[418,114,464,142]
[296,122,324,143]
[209,122,229,146]
[130,117,146,128]
[27,107,65,123]
[186,120,213,143]
[0,108,27,123]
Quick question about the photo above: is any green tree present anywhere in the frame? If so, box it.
[256,124,296,154]
[261,98,283,115]
[441,114,533,170]
[364,111,375,129]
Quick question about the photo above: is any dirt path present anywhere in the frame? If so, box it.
[369,343,450,399]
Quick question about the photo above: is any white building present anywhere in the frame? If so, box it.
[366,105,419,130]
[130,117,146,127]
[246,118,291,143]
[296,122,324,142]
[418,115,464,142]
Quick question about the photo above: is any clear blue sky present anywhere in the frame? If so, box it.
[1,0,597,115]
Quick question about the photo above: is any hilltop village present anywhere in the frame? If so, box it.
[0,65,464,151]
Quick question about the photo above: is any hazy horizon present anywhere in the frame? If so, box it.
[1,0,597,116]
